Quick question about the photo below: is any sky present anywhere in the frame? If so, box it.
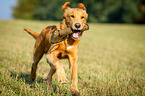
[0,0,17,19]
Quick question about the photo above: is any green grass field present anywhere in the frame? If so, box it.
[0,20,145,95]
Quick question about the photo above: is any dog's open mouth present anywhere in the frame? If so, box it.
[71,31,81,40]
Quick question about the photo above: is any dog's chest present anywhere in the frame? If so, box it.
[66,46,74,50]
[57,45,74,59]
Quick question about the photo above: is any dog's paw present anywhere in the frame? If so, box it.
[57,74,67,84]
[71,89,80,96]
[29,76,35,82]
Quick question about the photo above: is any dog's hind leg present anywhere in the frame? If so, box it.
[30,35,45,82]
[30,49,44,82]
[47,67,56,88]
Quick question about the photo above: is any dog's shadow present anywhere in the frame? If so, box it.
[10,72,45,85]
[10,72,65,94]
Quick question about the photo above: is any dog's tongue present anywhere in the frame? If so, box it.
[72,32,79,39]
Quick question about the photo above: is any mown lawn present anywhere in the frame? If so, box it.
[0,20,145,95]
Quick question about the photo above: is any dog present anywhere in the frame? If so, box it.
[24,2,88,95]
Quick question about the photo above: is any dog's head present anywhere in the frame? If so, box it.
[62,2,88,39]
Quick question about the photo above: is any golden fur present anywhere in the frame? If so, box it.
[24,2,88,95]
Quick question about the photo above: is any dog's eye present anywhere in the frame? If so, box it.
[70,15,75,18]
[81,16,84,19]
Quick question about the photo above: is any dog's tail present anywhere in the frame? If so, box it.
[24,28,40,39]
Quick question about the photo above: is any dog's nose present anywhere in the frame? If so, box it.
[75,23,81,29]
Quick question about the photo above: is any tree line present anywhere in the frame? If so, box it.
[13,0,145,23]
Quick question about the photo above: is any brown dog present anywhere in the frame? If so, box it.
[24,2,88,95]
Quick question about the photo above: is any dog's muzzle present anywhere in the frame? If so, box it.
[71,23,89,39]
[54,24,89,39]
[70,23,81,39]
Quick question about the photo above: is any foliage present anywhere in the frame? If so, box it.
[82,0,143,23]
[13,0,145,23]
[0,20,145,95]
[13,0,40,19]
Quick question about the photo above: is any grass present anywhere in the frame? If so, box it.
[0,20,145,95]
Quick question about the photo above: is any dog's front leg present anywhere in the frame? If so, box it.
[46,51,67,87]
[69,50,80,96]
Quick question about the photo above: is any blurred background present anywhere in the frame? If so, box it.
[0,0,145,23]
[0,1,145,95]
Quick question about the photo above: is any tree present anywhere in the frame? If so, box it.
[33,0,74,20]
[13,0,145,23]
[13,0,40,19]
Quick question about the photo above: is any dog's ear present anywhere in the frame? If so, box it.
[62,2,71,11]
[78,3,86,11]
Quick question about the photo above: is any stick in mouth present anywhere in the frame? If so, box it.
[54,24,89,38]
